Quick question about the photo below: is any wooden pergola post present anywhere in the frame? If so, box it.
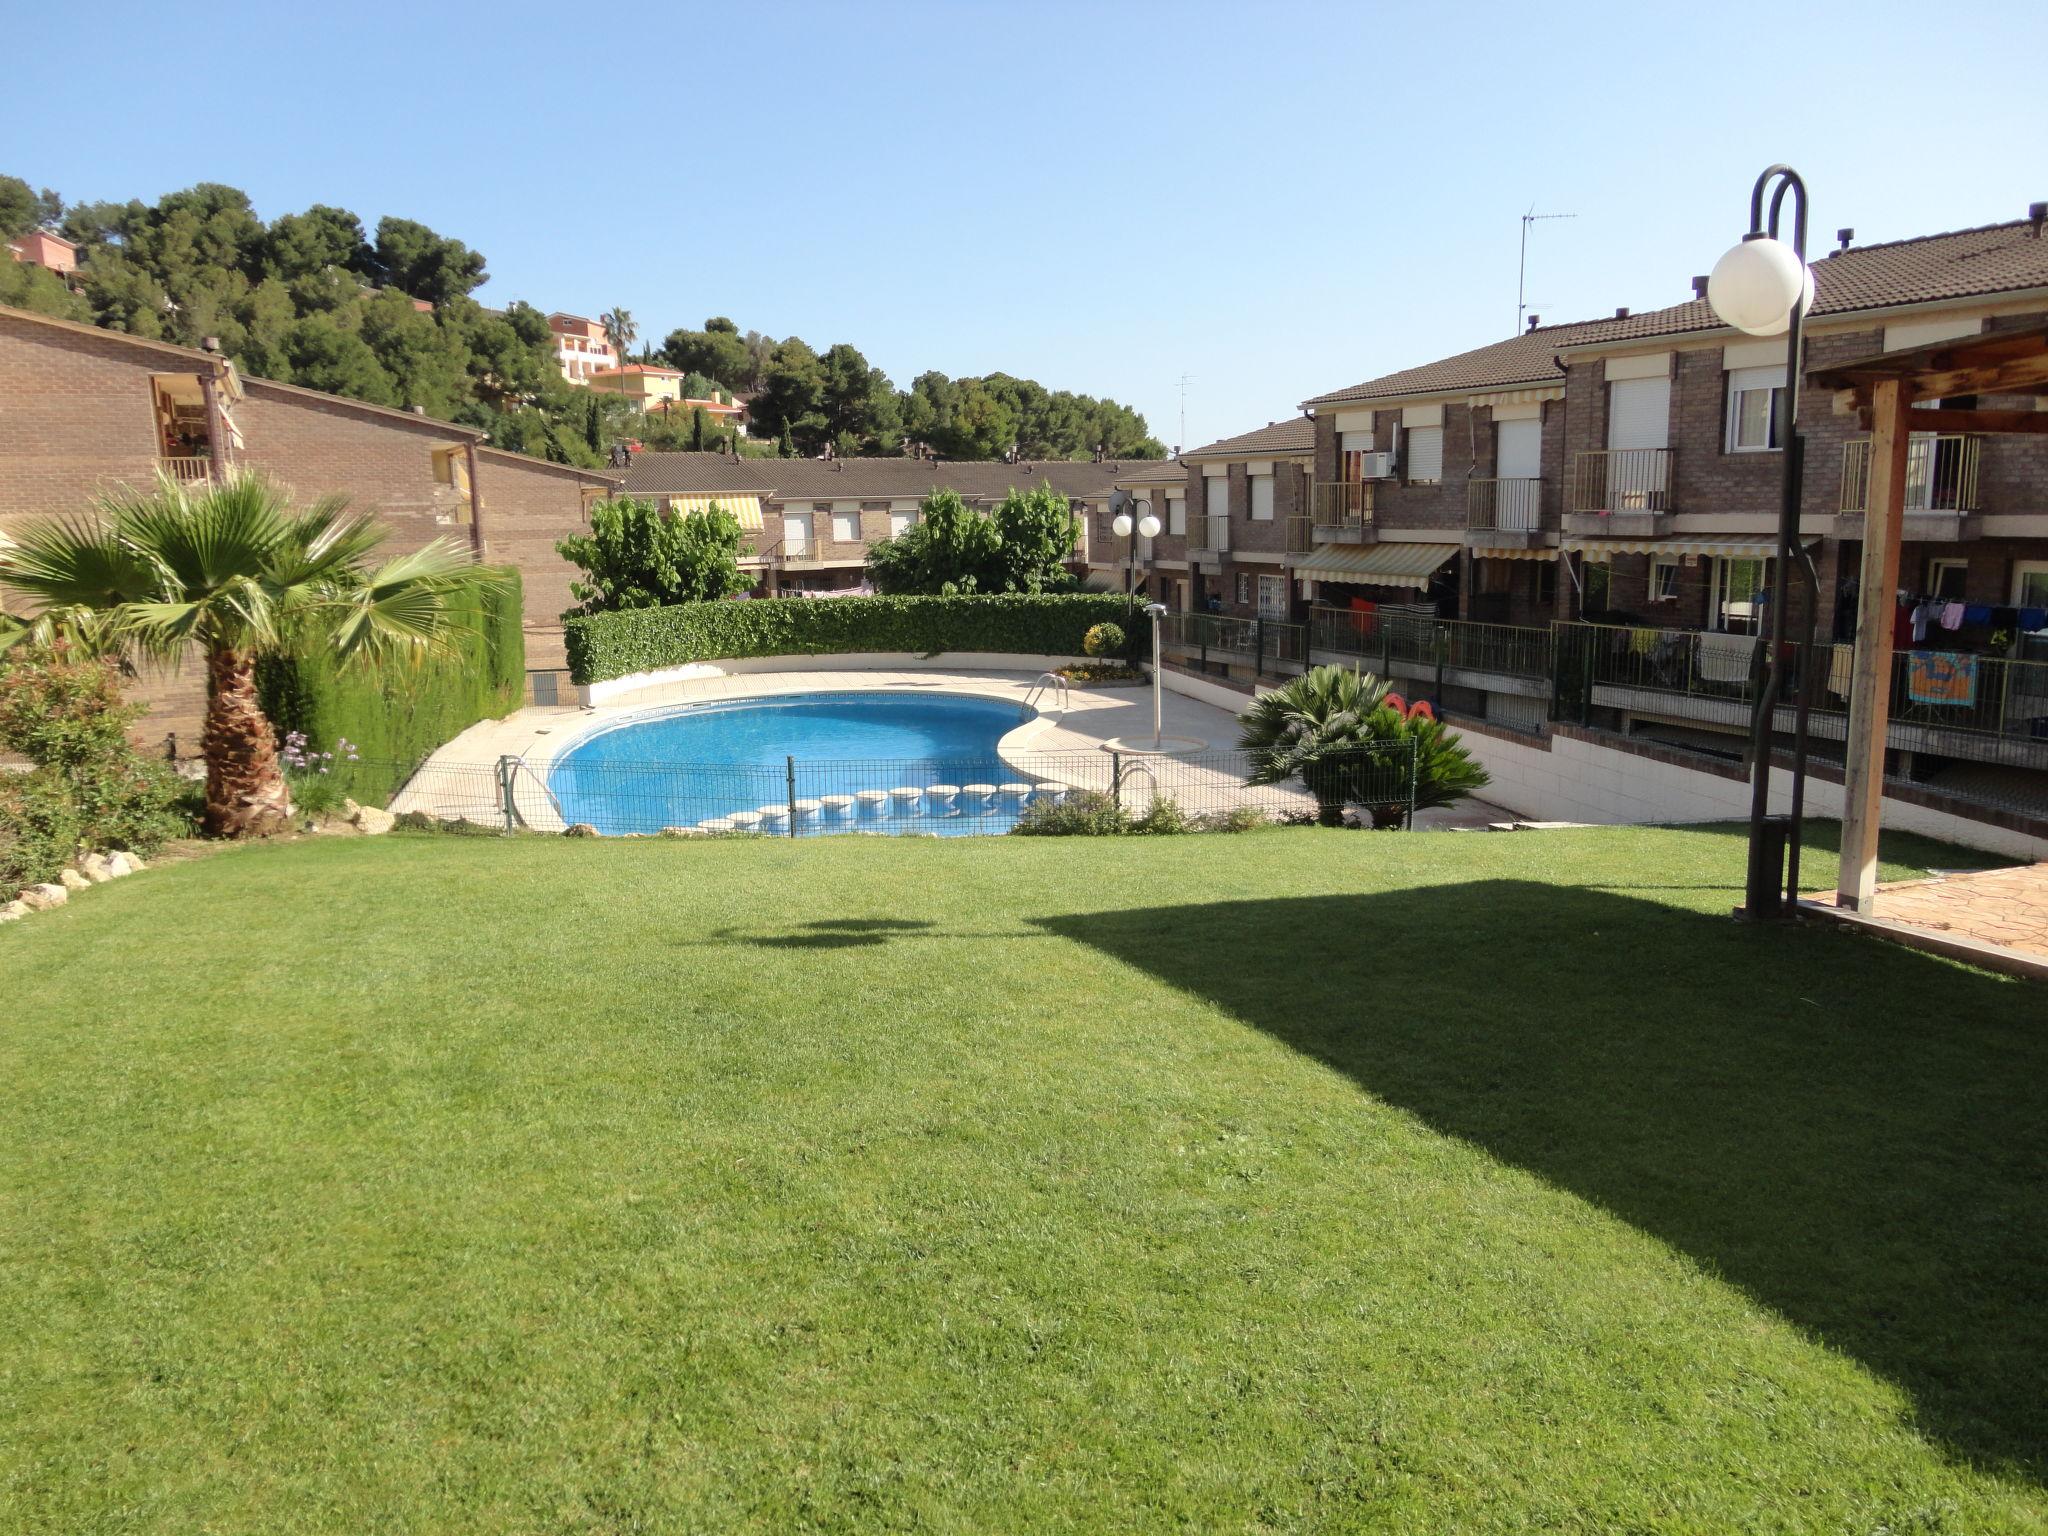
[1836,378,1912,911]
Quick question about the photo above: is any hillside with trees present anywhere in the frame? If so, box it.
[0,174,1164,466]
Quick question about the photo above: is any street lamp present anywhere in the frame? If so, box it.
[1142,601,1170,750]
[1109,490,1161,602]
[1707,163,1817,920]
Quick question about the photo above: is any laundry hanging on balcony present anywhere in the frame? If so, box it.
[1293,542,1458,589]
[1907,651,1978,707]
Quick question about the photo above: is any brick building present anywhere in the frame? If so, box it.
[622,451,1131,594]
[0,303,619,752]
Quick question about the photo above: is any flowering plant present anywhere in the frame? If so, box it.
[280,732,360,819]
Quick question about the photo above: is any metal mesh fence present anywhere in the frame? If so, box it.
[375,744,1420,838]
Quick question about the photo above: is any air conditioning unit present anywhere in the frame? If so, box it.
[1359,450,1396,480]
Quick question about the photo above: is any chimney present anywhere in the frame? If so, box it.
[200,335,222,354]
[2030,202,2047,237]
[1525,314,1541,333]
[1614,306,1630,320]
[1836,227,1855,252]
[1690,275,1709,300]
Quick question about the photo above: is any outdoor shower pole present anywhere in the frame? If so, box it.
[1145,601,1169,750]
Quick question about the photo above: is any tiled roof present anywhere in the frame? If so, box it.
[1114,459,1191,487]
[1303,318,1624,408]
[1306,217,2048,405]
[1183,417,1316,458]
[622,452,1133,501]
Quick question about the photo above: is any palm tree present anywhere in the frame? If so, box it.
[1238,664,1488,827]
[601,307,637,373]
[0,473,502,837]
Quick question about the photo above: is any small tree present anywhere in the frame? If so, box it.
[989,483,1081,593]
[1238,665,1489,827]
[583,395,602,454]
[691,406,706,451]
[555,497,750,615]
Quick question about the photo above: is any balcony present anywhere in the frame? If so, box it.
[1837,433,1984,541]
[159,454,212,486]
[1566,448,1675,537]
[1308,481,1377,543]
[1186,512,1230,569]
[1465,477,1546,550]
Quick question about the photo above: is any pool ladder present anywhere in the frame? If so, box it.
[497,754,570,832]
[1022,671,1070,717]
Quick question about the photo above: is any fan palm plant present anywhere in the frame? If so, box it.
[601,307,637,369]
[0,473,503,837]
[1238,664,1489,827]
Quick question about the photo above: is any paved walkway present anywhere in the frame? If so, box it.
[1805,863,2048,980]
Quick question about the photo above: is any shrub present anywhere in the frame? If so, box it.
[257,568,523,806]
[1131,796,1190,835]
[1082,622,1126,659]
[0,648,193,879]
[1009,790,1130,837]
[0,768,83,887]
[564,593,1136,685]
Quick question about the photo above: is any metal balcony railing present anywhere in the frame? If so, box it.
[1559,622,2048,745]
[1466,477,1543,531]
[1840,433,1983,515]
[1570,448,1674,514]
[1187,512,1230,554]
[1310,606,1554,682]
[1310,480,1376,527]
[159,455,212,485]
[1158,610,1307,675]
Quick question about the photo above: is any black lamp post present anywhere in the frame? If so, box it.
[1707,163,1818,919]
[1108,490,1160,610]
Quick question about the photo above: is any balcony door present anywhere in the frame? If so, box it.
[1606,376,1670,510]
[1495,417,1541,529]
[782,512,813,558]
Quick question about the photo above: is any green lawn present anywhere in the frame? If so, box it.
[2,824,2043,1533]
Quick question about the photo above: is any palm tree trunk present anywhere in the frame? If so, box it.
[201,646,289,836]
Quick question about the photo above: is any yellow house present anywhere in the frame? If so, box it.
[586,364,685,411]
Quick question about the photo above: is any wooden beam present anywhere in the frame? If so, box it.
[1901,353,2048,402]
[1904,407,2048,435]
[1837,377,1912,914]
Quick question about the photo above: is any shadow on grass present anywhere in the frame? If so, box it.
[1039,881,2046,1484]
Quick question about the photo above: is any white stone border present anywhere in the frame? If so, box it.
[582,652,1093,707]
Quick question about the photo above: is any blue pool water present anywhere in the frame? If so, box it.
[547,691,1045,835]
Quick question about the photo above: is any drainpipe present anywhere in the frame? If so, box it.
[464,439,486,557]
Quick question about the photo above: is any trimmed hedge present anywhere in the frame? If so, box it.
[257,568,525,805]
[563,593,1144,686]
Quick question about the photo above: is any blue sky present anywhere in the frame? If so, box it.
[12,0,2045,452]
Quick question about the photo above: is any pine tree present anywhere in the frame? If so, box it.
[583,396,602,454]
[777,424,795,459]
[691,407,706,451]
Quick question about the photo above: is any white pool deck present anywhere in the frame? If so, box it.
[390,666,1507,833]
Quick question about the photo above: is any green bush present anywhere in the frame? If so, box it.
[0,648,195,882]
[1082,622,1126,659]
[564,593,1138,686]
[1009,790,1130,837]
[0,768,84,887]
[257,567,524,806]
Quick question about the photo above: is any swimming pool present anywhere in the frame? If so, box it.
[546,690,1059,835]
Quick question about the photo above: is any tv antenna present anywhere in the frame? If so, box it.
[1176,373,1194,455]
[1518,207,1577,335]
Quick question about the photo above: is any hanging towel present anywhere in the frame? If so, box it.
[1629,627,1658,657]
[1911,599,1940,644]
[1697,631,1758,684]
[1893,604,1915,647]
[1939,602,1966,630]
[1964,604,1993,625]
[1828,643,1854,698]
[2022,607,2048,632]
[1906,651,1977,707]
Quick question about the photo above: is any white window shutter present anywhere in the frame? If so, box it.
[1250,475,1275,520]
[1607,378,1671,450]
[1406,426,1444,482]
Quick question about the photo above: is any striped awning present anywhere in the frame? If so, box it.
[1565,536,1812,561]
[1468,545,1557,561]
[660,492,764,530]
[1295,541,1459,589]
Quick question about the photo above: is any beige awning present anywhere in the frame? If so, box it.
[1468,545,1558,561]
[661,492,764,530]
[1295,541,1459,588]
[1565,536,1811,561]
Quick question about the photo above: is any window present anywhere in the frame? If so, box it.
[1928,558,1968,602]
[1584,563,1612,614]
[431,446,471,498]
[1205,476,1228,519]
[888,510,914,538]
[2013,561,2048,614]
[1339,430,1374,482]
[1725,366,1787,451]
[1258,574,1289,621]
[782,513,812,556]
[1235,572,1251,605]
[832,512,860,543]
[1711,557,1768,634]
[1649,556,1680,603]
[1167,494,1185,536]
[1405,425,1443,483]
[1250,473,1275,521]
[1536,560,1558,608]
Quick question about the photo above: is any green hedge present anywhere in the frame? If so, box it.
[563,593,1144,685]
[257,568,524,805]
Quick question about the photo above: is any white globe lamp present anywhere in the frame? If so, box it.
[1707,236,1814,337]
[1111,512,1133,537]
[1137,512,1162,539]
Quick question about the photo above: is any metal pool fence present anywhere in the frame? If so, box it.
[374,744,1422,838]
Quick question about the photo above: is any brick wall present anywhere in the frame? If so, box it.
[476,450,615,670]
[0,312,169,520]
